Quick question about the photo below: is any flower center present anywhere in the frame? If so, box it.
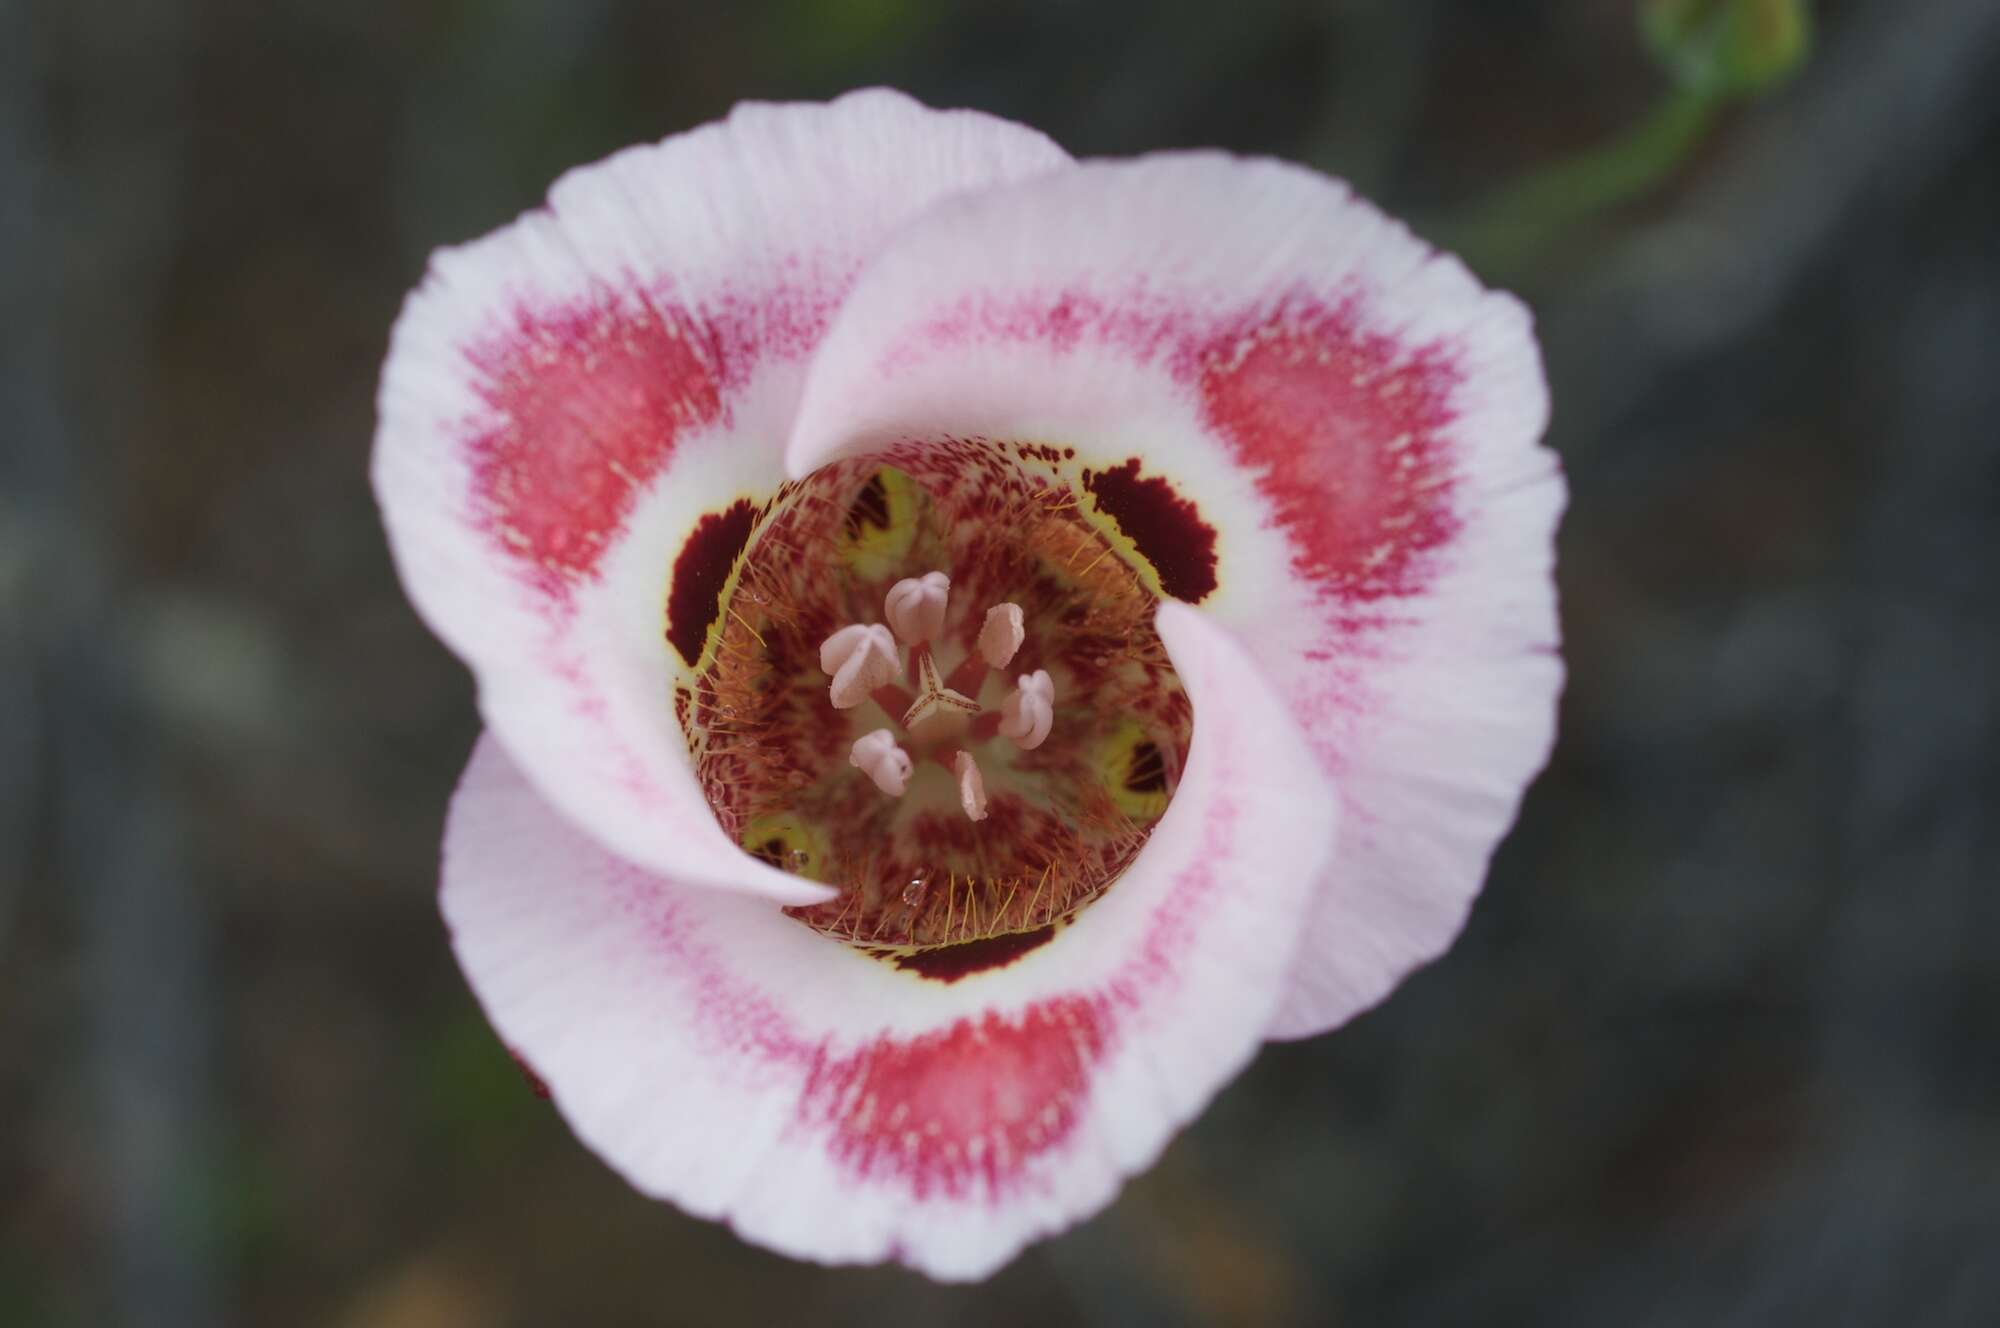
[680,441,1191,973]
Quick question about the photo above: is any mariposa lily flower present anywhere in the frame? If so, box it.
[374,89,1561,1281]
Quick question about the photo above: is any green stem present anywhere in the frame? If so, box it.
[1442,86,1722,276]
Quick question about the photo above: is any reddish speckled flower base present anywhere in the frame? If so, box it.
[674,440,1195,973]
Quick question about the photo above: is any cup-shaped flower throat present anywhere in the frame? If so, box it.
[675,440,1199,977]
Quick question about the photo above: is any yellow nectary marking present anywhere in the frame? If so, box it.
[739,812,829,883]
[838,466,920,580]
[1062,486,1165,602]
[1095,719,1173,822]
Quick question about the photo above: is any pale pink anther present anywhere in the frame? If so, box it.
[953,750,989,823]
[977,602,1025,669]
[884,571,950,644]
[849,728,913,797]
[819,623,901,710]
[998,669,1055,750]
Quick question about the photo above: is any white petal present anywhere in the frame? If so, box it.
[783,154,1560,1033]
[374,91,1070,899]
[441,601,1333,1281]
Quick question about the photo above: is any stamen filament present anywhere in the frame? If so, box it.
[870,683,916,717]
[943,652,990,697]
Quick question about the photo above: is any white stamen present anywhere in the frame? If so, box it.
[819,623,900,710]
[884,571,950,644]
[998,669,1055,750]
[978,602,1025,669]
[953,751,989,823]
[849,728,913,796]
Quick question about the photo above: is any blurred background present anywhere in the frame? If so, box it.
[5,0,1997,1323]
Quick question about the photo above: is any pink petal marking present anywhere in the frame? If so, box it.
[465,295,724,599]
[801,996,1111,1202]
[784,783,1248,1203]
[1194,294,1463,604]
[662,788,1246,1204]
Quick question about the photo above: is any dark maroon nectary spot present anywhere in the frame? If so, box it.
[666,499,756,665]
[892,925,1058,982]
[1084,458,1219,602]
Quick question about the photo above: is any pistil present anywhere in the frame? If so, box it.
[900,644,981,735]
